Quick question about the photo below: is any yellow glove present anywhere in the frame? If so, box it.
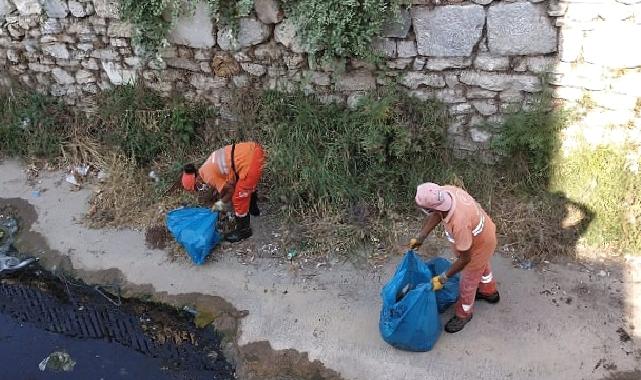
[409,238,422,250]
[432,276,444,291]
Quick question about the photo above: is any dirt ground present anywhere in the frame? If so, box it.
[1,159,640,380]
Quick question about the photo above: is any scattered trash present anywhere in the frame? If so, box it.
[183,305,198,315]
[287,250,298,261]
[514,259,534,270]
[31,191,41,198]
[38,351,76,372]
[65,173,80,186]
[0,256,39,273]
[597,270,607,277]
[195,310,216,328]
[0,215,39,273]
[148,171,160,183]
[97,170,109,182]
[74,164,90,177]
[617,327,632,343]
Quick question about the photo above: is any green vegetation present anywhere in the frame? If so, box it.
[119,0,398,60]
[283,0,399,62]
[551,145,641,253]
[0,89,68,159]
[2,82,639,256]
[256,89,447,213]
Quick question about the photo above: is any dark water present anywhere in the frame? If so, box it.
[0,270,235,380]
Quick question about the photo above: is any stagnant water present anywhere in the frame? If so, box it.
[0,215,235,380]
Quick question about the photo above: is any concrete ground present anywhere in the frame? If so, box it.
[1,159,640,380]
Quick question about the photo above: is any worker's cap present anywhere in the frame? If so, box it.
[415,183,452,212]
[181,172,196,191]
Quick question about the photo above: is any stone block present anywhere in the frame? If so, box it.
[449,103,474,115]
[274,19,306,53]
[237,17,271,48]
[68,1,87,17]
[472,100,498,116]
[584,25,641,68]
[254,42,282,60]
[42,19,63,34]
[42,0,68,18]
[94,0,119,19]
[52,68,75,84]
[13,0,41,15]
[43,43,70,59]
[474,53,510,71]
[75,69,96,84]
[413,57,426,71]
[424,57,472,71]
[611,72,641,97]
[255,0,283,24]
[400,72,446,89]
[191,73,228,91]
[387,58,413,70]
[307,71,330,86]
[548,62,605,91]
[412,5,485,57]
[487,2,557,55]
[28,63,51,72]
[470,128,492,143]
[435,88,466,103]
[335,70,376,92]
[381,8,411,38]
[460,71,542,92]
[526,56,556,73]
[0,0,16,21]
[169,2,215,49]
[559,27,583,63]
[466,88,497,99]
[165,57,201,72]
[102,61,135,84]
[240,62,266,77]
[397,41,417,58]
[372,38,396,58]
[591,91,638,111]
[500,89,523,103]
[108,22,133,38]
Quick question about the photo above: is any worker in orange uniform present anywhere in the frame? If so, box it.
[181,142,265,243]
[410,182,500,333]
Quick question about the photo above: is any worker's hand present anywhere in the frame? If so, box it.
[431,276,444,291]
[409,238,423,250]
[212,200,230,212]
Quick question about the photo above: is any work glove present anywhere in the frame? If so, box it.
[409,238,422,250]
[212,200,231,213]
[431,276,444,291]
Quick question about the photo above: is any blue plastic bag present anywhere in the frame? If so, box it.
[166,207,221,265]
[426,257,461,313]
[379,251,441,352]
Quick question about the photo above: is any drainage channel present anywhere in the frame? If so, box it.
[0,267,235,379]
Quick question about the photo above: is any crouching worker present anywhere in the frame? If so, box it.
[409,182,500,333]
[181,142,265,243]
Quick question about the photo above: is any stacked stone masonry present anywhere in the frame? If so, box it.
[1,0,640,153]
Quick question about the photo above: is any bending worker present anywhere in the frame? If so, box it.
[410,182,500,333]
[181,141,265,243]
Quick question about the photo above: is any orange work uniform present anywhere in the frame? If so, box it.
[199,142,265,217]
[440,186,498,319]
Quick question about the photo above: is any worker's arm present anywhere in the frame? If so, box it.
[444,249,471,279]
[415,211,443,245]
[220,180,236,203]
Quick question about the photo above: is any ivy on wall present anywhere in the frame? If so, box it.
[118,0,399,60]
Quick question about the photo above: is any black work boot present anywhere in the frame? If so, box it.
[249,192,260,217]
[475,290,500,304]
[225,215,252,243]
[445,314,473,333]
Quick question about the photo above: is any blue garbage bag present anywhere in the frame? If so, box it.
[426,257,461,313]
[379,251,441,352]
[166,207,221,265]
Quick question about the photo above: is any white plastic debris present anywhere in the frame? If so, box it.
[597,270,607,277]
[148,171,160,183]
[74,164,90,177]
[64,173,79,186]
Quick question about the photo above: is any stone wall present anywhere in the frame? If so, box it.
[0,0,639,154]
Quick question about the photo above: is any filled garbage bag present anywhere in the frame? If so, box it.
[166,207,221,265]
[379,251,441,352]
[426,257,461,313]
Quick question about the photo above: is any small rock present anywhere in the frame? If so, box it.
[254,0,283,24]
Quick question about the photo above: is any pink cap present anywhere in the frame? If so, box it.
[415,183,452,212]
